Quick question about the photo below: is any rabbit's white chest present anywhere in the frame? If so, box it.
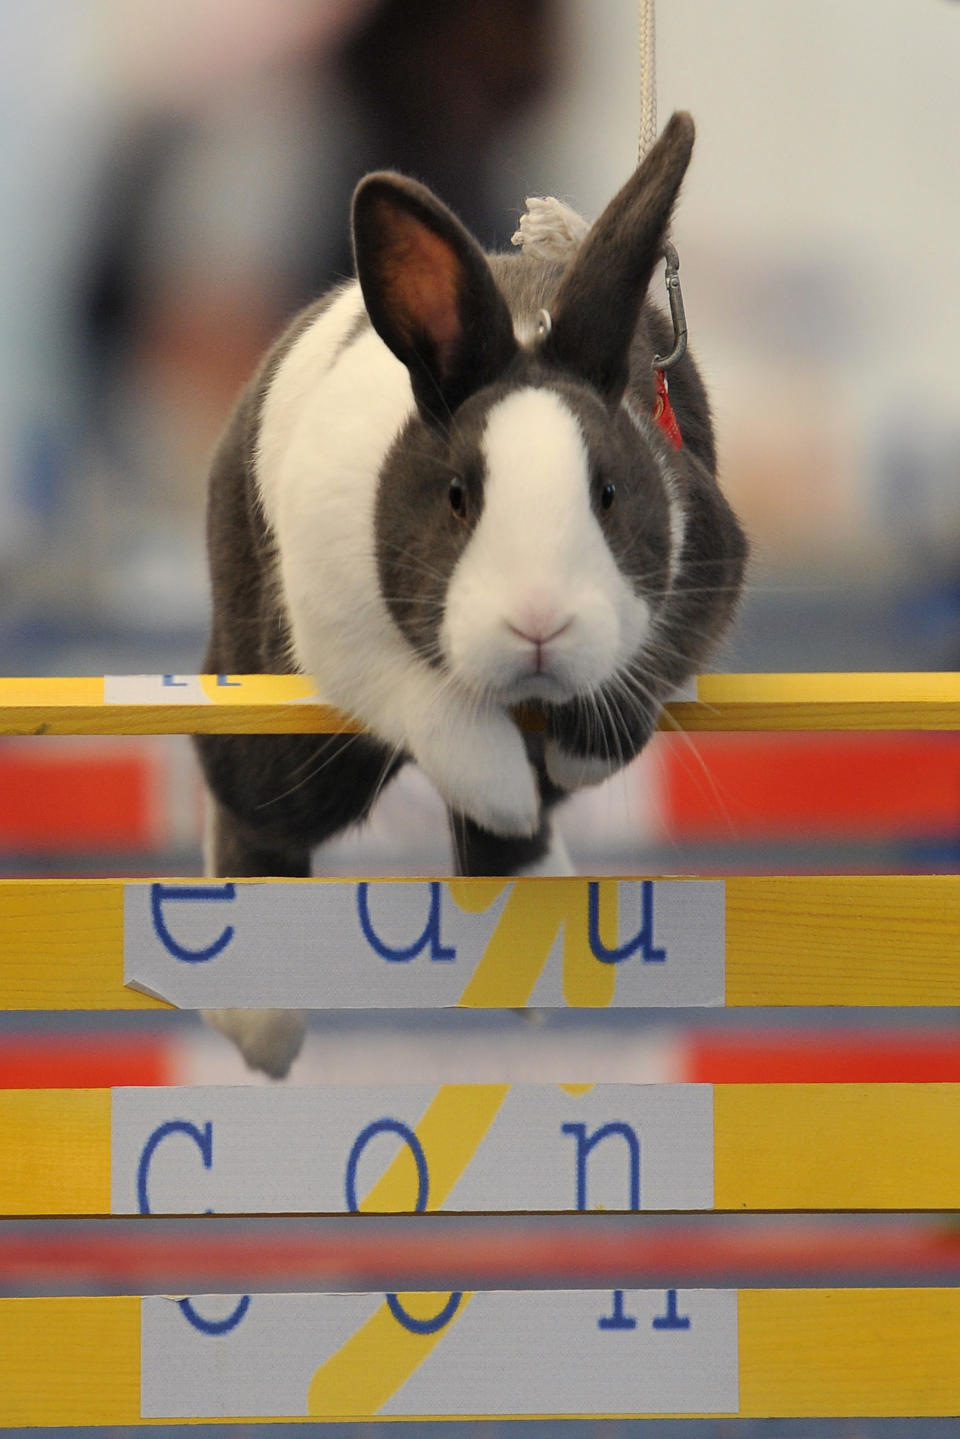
[255,283,419,715]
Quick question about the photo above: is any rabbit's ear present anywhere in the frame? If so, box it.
[543,112,695,405]
[353,173,517,421]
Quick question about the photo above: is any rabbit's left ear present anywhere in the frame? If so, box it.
[353,173,517,421]
[542,111,695,404]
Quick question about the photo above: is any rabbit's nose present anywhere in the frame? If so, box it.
[506,616,573,672]
[507,617,572,647]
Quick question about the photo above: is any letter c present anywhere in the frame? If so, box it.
[177,1294,251,1335]
[136,1119,250,1335]
[137,1119,213,1215]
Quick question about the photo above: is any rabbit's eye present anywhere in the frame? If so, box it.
[449,480,468,519]
[601,483,616,511]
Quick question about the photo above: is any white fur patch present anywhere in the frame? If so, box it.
[442,387,650,705]
[257,281,422,741]
[204,1007,307,1078]
[544,740,622,792]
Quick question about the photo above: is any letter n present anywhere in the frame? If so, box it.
[561,1121,641,1211]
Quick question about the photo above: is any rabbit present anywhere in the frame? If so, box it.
[193,111,748,1076]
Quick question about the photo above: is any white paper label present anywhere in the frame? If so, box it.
[122,878,725,1009]
[140,1287,738,1419]
[103,674,321,705]
[111,1083,714,1215]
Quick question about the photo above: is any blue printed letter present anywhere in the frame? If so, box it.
[137,1119,213,1216]
[344,1117,462,1334]
[597,1290,638,1331]
[344,1119,429,1214]
[560,1121,641,1211]
[652,1289,690,1330]
[137,1119,250,1334]
[150,882,236,963]
[588,880,665,964]
[356,881,455,962]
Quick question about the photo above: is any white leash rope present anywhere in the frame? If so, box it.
[638,0,687,372]
[637,0,658,160]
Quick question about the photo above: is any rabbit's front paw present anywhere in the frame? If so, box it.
[544,740,623,792]
[413,710,539,837]
[204,1008,306,1079]
[465,757,540,837]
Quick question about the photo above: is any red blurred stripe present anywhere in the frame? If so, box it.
[6,1030,960,1089]
[2,732,958,853]
[2,1225,960,1287]
[661,731,960,840]
[686,1031,960,1084]
[0,1036,171,1088]
[0,752,155,851]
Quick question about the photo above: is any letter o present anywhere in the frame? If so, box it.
[344,1119,428,1214]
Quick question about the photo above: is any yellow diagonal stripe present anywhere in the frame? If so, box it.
[0,1089,110,1216]
[450,878,616,1008]
[310,1082,507,1414]
[359,1083,510,1213]
[307,1291,474,1417]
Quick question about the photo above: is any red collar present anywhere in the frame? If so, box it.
[653,368,682,449]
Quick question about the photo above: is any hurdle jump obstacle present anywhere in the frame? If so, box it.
[1,671,959,1425]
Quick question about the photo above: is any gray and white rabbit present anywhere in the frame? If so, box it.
[194,112,748,1075]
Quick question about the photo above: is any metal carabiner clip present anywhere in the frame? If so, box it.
[653,241,687,372]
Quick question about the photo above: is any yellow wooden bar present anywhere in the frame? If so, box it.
[4,1082,960,1217]
[0,675,359,738]
[1,875,957,1010]
[3,1290,960,1423]
[713,1083,960,1210]
[0,672,957,735]
[738,1288,960,1417]
[0,881,166,1010]
[0,1297,142,1428]
[671,669,960,731]
[724,874,960,1005]
[0,1090,111,1216]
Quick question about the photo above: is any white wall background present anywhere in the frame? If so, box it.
[498,0,960,579]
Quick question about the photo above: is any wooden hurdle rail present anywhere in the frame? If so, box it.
[2,672,960,1426]
[2,670,959,734]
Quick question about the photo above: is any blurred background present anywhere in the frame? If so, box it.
[1,2,959,1437]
